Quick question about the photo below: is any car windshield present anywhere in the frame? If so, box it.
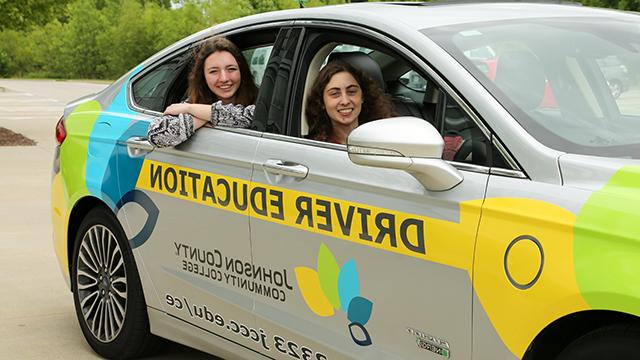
[424,16,640,158]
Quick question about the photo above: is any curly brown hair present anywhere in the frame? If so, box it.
[187,36,258,106]
[305,60,393,142]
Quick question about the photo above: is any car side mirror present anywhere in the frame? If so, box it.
[347,117,463,191]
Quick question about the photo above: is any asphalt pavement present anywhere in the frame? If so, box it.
[0,79,215,360]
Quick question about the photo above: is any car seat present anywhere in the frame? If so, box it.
[328,51,386,90]
[442,104,487,164]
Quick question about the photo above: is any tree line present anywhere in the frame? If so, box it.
[0,0,350,79]
[0,0,637,80]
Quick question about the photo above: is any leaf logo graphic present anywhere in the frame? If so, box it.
[295,243,374,346]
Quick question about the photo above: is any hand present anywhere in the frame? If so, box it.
[163,103,191,115]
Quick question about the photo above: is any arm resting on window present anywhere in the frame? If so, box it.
[211,101,255,128]
[147,113,196,148]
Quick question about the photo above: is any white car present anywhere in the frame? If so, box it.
[52,2,640,360]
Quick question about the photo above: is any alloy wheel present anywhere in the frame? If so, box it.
[76,224,127,343]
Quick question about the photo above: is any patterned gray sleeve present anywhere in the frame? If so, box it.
[210,101,255,128]
[147,113,195,148]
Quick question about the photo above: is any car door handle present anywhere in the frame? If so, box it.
[126,136,153,157]
[263,159,308,179]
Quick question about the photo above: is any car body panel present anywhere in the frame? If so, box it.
[52,67,145,278]
[559,154,639,191]
[129,130,263,351]
[249,135,488,359]
[472,159,640,358]
[148,306,273,360]
[471,292,520,360]
[474,177,592,357]
[219,3,623,33]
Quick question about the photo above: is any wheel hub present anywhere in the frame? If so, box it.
[75,224,128,343]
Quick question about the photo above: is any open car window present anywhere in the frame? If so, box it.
[130,28,281,117]
[291,30,509,168]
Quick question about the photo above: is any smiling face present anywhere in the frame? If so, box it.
[323,71,363,131]
[204,50,241,104]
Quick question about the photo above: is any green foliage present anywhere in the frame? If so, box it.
[67,0,109,78]
[0,0,210,79]
[0,0,71,30]
[202,0,299,24]
[204,0,257,23]
[0,0,637,80]
[0,31,19,76]
[581,0,640,10]
[0,49,10,77]
[145,0,173,8]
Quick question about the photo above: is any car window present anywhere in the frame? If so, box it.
[296,41,388,139]
[595,55,638,116]
[131,56,186,112]
[131,31,280,116]
[426,18,640,158]
[399,70,427,92]
[309,43,375,74]
[442,96,508,167]
[464,45,496,61]
[292,33,509,168]
[243,45,274,86]
[320,44,372,66]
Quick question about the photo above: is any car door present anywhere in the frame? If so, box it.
[248,27,492,360]
[116,31,281,353]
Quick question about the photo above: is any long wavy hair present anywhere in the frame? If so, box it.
[306,60,393,142]
[187,36,258,106]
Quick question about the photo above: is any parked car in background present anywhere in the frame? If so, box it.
[597,55,632,98]
[52,2,640,360]
[249,46,272,85]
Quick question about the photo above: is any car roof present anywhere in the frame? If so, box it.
[144,2,637,69]
[216,1,637,32]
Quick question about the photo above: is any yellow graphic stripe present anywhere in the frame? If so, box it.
[52,172,70,276]
[136,159,482,269]
[473,198,589,358]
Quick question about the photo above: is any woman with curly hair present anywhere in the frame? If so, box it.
[305,60,393,144]
[148,36,258,147]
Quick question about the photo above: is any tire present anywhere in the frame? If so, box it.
[71,206,159,359]
[556,323,640,360]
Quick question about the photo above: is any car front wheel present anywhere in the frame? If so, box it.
[72,206,159,359]
[556,324,640,360]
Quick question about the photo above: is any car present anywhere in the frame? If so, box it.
[51,2,640,360]
[597,55,632,98]
[249,46,273,85]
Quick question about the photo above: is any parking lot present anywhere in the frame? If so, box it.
[0,79,215,359]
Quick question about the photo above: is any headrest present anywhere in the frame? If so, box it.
[494,51,546,111]
[445,106,472,131]
[327,51,385,90]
